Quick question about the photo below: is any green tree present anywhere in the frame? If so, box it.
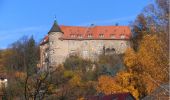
[25,36,39,75]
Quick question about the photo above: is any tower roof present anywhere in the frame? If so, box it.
[48,20,62,34]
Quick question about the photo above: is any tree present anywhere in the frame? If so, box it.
[1,36,49,99]
[131,14,148,51]
[63,56,93,73]
[124,34,169,98]
[25,36,39,75]
[0,49,13,72]
[3,36,39,72]
[96,75,139,99]
[131,0,169,51]
[96,54,125,76]
[96,75,122,94]
[128,1,169,97]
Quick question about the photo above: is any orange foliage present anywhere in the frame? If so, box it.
[96,75,139,99]
[138,35,168,82]
[124,34,169,95]
[69,74,82,87]
[15,71,26,79]
[124,48,137,69]
[97,75,122,94]
[116,71,139,99]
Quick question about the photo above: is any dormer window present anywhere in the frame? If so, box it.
[78,34,83,38]
[70,34,76,38]
[120,34,125,39]
[88,34,93,38]
[99,34,104,38]
[110,34,115,39]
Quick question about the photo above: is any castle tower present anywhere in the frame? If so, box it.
[48,20,64,68]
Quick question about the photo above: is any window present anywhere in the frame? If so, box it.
[111,48,115,52]
[70,34,76,38]
[106,48,110,52]
[77,34,83,38]
[110,34,115,39]
[70,50,76,56]
[99,34,104,38]
[83,50,88,57]
[98,42,103,47]
[98,50,103,54]
[120,34,125,39]
[70,34,73,38]
[72,41,75,45]
[88,34,93,38]
[84,42,88,45]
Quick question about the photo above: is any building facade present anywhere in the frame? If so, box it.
[39,21,132,70]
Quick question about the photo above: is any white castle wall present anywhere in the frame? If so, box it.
[40,31,131,68]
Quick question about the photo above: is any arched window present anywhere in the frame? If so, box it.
[111,48,115,51]
[106,48,110,52]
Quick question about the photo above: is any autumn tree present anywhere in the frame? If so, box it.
[127,1,169,97]
[63,55,93,73]
[4,36,39,72]
[0,36,55,99]
[96,54,125,76]
[124,34,169,98]
[131,0,169,51]
[0,49,13,72]
[96,75,139,99]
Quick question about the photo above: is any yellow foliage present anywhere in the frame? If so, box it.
[15,71,26,79]
[116,71,139,99]
[116,71,133,86]
[64,70,74,78]
[141,75,157,94]
[39,73,47,80]
[97,75,122,94]
[126,85,139,99]
[96,75,139,99]
[47,84,55,93]
[0,49,13,72]
[138,34,168,82]
[124,48,137,68]
[123,34,169,96]
[69,74,82,87]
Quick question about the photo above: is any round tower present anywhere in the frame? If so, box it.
[48,20,64,68]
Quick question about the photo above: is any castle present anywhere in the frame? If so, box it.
[39,21,131,70]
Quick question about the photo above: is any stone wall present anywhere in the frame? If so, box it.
[44,31,131,68]
[40,43,49,71]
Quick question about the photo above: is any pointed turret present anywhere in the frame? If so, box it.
[48,20,62,34]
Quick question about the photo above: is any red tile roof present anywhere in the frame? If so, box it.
[40,25,131,45]
[40,35,49,45]
[60,25,131,40]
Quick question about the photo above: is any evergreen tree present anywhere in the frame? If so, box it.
[25,36,38,75]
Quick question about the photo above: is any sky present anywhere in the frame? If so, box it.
[0,0,152,49]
